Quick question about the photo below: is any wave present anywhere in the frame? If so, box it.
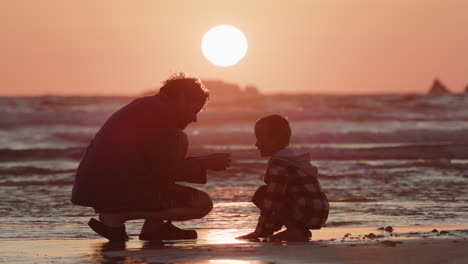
[1,94,468,128]
[0,110,110,128]
[2,109,467,128]
[324,221,365,227]
[1,142,467,162]
[0,166,75,176]
[5,128,464,151]
[0,147,84,162]
[188,129,468,145]
[200,142,468,160]
[330,198,377,202]
[0,179,74,186]
[306,143,468,160]
[52,132,95,145]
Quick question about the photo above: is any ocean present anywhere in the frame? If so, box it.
[1,93,468,241]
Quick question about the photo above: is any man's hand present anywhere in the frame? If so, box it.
[200,153,231,171]
[236,231,260,241]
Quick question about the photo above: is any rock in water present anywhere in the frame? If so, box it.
[428,79,451,95]
[365,233,384,239]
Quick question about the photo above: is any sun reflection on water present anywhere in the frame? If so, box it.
[201,229,250,244]
[207,260,265,264]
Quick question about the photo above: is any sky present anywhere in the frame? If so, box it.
[1,0,468,95]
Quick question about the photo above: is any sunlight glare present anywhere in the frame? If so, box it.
[202,25,248,67]
[208,260,264,264]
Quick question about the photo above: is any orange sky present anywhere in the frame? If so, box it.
[1,0,467,95]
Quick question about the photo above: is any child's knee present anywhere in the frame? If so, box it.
[252,185,268,208]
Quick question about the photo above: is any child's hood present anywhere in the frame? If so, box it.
[270,148,318,177]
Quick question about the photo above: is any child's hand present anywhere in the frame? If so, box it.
[236,231,260,240]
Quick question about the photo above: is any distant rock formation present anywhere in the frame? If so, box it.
[464,85,468,94]
[201,79,261,100]
[244,85,260,97]
[428,79,451,95]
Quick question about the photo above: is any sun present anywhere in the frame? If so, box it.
[201,25,248,67]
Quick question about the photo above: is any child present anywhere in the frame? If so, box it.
[237,115,329,242]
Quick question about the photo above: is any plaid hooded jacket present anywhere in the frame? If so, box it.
[253,148,329,236]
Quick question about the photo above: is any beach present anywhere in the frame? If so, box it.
[3,0,468,262]
[1,94,468,263]
[2,225,468,263]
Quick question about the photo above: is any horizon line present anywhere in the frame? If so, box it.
[0,91,465,97]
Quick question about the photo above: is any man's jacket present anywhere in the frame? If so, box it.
[71,94,206,211]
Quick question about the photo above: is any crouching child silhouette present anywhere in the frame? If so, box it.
[237,115,329,242]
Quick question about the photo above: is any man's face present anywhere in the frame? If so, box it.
[174,96,205,130]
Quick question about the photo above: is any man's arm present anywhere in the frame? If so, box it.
[146,149,208,185]
[173,157,207,184]
[173,153,231,183]
[145,133,230,185]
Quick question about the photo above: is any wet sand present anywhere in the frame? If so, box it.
[1,226,468,264]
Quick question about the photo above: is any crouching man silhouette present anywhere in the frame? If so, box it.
[71,73,230,242]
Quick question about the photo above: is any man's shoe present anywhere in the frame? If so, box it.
[139,221,197,241]
[88,218,129,242]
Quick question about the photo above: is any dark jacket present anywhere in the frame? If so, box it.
[71,94,206,211]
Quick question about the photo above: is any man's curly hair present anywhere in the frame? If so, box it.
[159,73,209,105]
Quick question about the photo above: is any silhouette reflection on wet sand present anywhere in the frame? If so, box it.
[80,226,468,264]
[1,226,468,263]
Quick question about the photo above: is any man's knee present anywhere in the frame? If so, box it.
[190,190,213,218]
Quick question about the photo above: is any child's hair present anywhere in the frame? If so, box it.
[255,115,291,147]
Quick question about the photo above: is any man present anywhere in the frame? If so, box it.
[71,73,231,242]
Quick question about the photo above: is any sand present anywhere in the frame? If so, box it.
[1,226,468,264]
